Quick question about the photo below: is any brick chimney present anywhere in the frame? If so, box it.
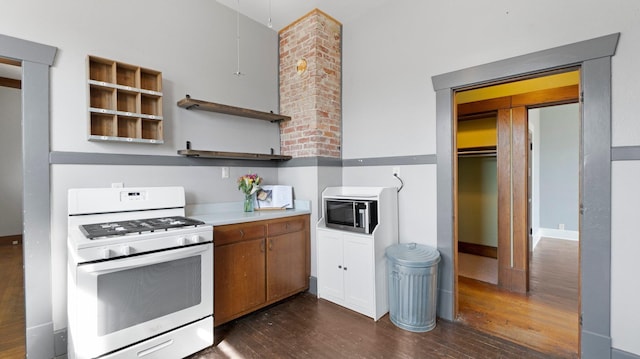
[279,9,342,158]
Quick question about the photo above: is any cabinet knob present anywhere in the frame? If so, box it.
[344,267,347,271]
[338,265,342,269]
[239,229,244,237]
[269,239,273,250]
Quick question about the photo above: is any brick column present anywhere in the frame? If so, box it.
[279,9,342,158]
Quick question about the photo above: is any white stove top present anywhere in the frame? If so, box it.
[67,187,212,263]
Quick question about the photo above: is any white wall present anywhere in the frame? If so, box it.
[3,0,640,355]
[340,0,640,354]
[611,161,640,355]
[0,0,281,334]
[0,86,22,237]
[343,165,437,247]
[538,104,580,231]
[529,109,541,244]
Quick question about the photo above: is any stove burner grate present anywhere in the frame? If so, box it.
[80,216,205,239]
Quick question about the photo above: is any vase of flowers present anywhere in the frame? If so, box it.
[238,173,262,212]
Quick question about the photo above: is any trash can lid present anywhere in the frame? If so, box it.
[386,243,440,267]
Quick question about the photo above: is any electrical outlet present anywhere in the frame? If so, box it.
[559,223,565,230]
[392,167,400,177]
[221,167,230,179]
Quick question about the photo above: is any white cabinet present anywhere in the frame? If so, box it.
[317,186,398,320]
[317,229,376,317]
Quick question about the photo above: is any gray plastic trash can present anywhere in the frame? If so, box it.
[386,243,440,332]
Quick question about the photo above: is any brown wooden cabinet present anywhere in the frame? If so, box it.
[213,215,310,326]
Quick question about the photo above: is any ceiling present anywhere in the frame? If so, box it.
[216,0,389,31]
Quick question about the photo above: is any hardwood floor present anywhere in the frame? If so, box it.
[191,292,556,359]
[0,237,576,358]
[458,237,579,358]
[0,243,25,358]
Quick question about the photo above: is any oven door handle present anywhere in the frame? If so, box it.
[78,244,211,274]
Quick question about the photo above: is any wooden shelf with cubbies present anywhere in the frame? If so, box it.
[87,56,164,144]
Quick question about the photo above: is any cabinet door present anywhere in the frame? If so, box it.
[343,235,374,313]
[214,238,266,325]
[317,230,344,301]
[266,231,307,301]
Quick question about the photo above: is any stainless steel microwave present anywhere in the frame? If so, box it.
[324,198,378,234]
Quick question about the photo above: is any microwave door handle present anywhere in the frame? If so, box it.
[363,204,369,233]
[79,244,210,275]
[352,203,358,229]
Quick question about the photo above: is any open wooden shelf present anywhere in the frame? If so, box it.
[178,149,292,161]
[177,96,291,123]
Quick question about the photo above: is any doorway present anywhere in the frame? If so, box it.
[0,33,57,358]
[454,76,581,356]
[0,58,24,358]
[432,33,619,358]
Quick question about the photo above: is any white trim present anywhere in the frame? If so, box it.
[533,228,579,250]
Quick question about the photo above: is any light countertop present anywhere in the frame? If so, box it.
[186,200,311,226]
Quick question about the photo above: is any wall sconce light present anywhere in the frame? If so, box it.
[296,58,307,75]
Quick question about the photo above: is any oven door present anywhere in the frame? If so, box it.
[72,243,213,358]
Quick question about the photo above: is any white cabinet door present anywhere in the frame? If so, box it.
[343,235,374,314]
[317,230,344,301]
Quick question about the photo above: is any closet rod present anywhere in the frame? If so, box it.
[457,146,497,157]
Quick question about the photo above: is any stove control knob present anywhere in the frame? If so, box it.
[190,235,202,243]
[177,237,187,246]
[102,248,112,259]
[121,246,131,256]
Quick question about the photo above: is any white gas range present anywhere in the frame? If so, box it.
[67,186,213,359]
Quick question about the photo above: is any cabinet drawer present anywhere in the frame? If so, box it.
[268,216,307,237]
[214,223,265,246]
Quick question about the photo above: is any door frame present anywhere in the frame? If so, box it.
[432,33,619,359]
[0,34,57,358]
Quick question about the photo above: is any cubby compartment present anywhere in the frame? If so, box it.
[89,57,115,83]
[90,85,115,110]
[87,55,163,144]
[117,116,141,138]
[90,113,117,137]
[141,94,162,116]
[117,89,139,113]
[142,119,162,140]
[116,63,139,88]
[140,68,162,92]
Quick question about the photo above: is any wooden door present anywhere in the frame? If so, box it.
[497,106,529,293]
[214,237,266,325]
[266,231,307,301]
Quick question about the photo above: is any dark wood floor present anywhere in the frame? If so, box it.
[0,243,25,359]
[0,238,576,358]
[190,292,557,359]
[458,238,579,358]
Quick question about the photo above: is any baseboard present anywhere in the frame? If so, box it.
[581,329,612,359]
[533,228,579,251]
[54,328,67,357]
[613,348,640,359]
[536,228,579,241]
[26,321,55,359]
[437,287,454,321]
[458,242,497,258]
[0,234,22,246]
[308,276,317,295]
